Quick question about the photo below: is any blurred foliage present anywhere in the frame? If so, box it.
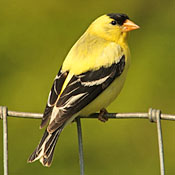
[0,0,175,174]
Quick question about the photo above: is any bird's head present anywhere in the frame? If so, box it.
[88,13,139,43]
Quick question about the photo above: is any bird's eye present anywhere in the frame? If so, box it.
[111,20,117,25]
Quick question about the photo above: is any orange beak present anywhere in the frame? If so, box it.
[122,19,140,32]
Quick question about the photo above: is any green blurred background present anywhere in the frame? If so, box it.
[0,0,175,174]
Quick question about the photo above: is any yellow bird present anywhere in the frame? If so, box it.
[28,13,139,166]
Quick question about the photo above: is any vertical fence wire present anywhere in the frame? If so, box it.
[156,110,165,175]
[148,108,165,175]
[76,118,84,175]
[1,106,8,175]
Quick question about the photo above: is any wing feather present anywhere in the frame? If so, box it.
[47,55,125,133]
[40,68,68,128]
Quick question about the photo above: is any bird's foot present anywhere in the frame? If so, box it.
[98,108,108,122]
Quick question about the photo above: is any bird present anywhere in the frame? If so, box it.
[28,13,139,167]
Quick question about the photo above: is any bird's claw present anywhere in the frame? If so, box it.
[98,108,108,122]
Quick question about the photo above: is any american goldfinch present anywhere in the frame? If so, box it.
[28,13,139,166]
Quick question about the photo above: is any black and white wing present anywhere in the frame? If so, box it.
[40,68,68,128]
[47,55,125,133]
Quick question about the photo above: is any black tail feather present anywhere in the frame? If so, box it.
[28,127,63,166]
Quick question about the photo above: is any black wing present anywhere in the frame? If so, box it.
[47,55,125,133]
[40,68,68,128]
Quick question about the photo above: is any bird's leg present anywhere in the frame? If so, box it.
[98,108,108,122]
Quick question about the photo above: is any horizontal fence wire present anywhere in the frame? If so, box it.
[2,109,175,121]
[1,106,175,175]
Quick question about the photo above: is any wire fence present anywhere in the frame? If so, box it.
[1,106,175,175]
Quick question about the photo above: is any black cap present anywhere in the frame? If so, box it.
[107,13,129,25]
